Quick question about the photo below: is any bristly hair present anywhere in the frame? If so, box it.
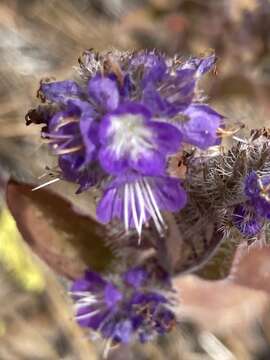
[160,129,270,274]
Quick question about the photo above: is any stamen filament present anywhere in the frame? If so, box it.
[32,177,60,191]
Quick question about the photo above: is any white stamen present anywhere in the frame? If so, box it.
[103,338,113,359]
[32,177,60,191]
[130,183,140,236]
[144,180,165,226]
[75,299,98,309]
[124,184,129,232]
[76,309,101,320]
[232,135,248,144]
[140,180,163,233]
[135,181,146,242]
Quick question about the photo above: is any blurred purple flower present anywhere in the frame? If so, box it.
[71,267,176,346]
[181,53,217,77]
[233,204,263,237]
[233,171,270,236]
[245,171,270,218]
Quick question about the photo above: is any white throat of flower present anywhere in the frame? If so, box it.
[110,113,154,159]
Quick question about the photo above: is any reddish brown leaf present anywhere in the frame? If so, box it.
[6,180,115,280]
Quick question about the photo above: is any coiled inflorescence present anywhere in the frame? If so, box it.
[26,49,223,238]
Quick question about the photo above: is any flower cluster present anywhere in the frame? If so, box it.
[25,48,270,353]
[233,171,270,237]
[27,49,223,236]
[70,266,175,347]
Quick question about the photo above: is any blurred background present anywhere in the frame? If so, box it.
[0,0,270,359]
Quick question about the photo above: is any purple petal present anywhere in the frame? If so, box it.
[120,74,135,97]
[71,270,106,293]
[79,117,98,164]
[58,155,84,181]
[244,171,260,199]
[98,146,129,174]
[68,99,97,164]
[131,51,167,85]
[233,204,263,237]
[104,283,123,308]
[142,69,195,117]
[196,54,217,76]
[256,197,270,219]
[129,149,166,176]
[123,267,148,288]
[154,177,187,212]
[41,80,83,103]
[149,121,182,154]
[181,54,217,76]
[88,75,119,112]
[179,104,223,149]
[142,86,167,115]
[130,291,167,306]
[77,306,109,329]
[96,186,123,224]
[112,320,134,343]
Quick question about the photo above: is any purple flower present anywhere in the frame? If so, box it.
[244,171,270,219]
[245,171,261,198]
[43,99,97,162]
[98,102,182,176]
[233,204,263,237]
[233,171,270,237]
[72,271,122,330]
[71,266,176,346]
[41,99,103,191]
[28,49,224,237]
[181,53,217,77]
[40,80,83,103]
[96,173,187,235]
[174,104,223,149]
[123,267,148,288]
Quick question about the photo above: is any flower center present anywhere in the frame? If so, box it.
[110,113,153,158]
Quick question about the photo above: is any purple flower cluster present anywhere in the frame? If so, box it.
[31,50,223,235]
[70,266,175,346]
[233,171,270,237]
